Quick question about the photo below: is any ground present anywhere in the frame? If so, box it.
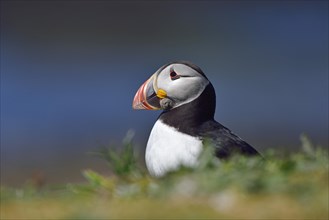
[1,136,328,219]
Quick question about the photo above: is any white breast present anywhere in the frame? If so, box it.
[145,120,203,177]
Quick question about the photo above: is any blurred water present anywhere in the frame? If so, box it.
[1,1,328,185]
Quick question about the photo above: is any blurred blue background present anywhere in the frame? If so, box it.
[1,1,328,185]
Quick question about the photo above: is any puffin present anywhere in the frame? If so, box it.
[132,61,260,177]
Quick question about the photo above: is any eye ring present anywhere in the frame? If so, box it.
[170,71,180,80]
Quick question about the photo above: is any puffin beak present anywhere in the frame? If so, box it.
[132,74,162,110]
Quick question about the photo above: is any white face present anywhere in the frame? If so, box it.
[154,64,209,108]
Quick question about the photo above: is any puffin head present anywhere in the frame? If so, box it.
[132,61,211,111]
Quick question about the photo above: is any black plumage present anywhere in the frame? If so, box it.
[159,66,260,158]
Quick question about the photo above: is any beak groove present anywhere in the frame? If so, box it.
[132,75,161,110]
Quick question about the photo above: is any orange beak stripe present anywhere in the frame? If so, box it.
[132,77,159,110]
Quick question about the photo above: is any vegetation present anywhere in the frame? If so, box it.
[1,134,328,219]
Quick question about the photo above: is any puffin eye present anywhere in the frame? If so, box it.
[170,71,180,80]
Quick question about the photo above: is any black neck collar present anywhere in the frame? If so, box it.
[159,83,216,135]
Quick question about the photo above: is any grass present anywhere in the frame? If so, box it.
[1,134,328,219]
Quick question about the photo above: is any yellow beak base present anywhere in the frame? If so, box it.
[156,89,167,99]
